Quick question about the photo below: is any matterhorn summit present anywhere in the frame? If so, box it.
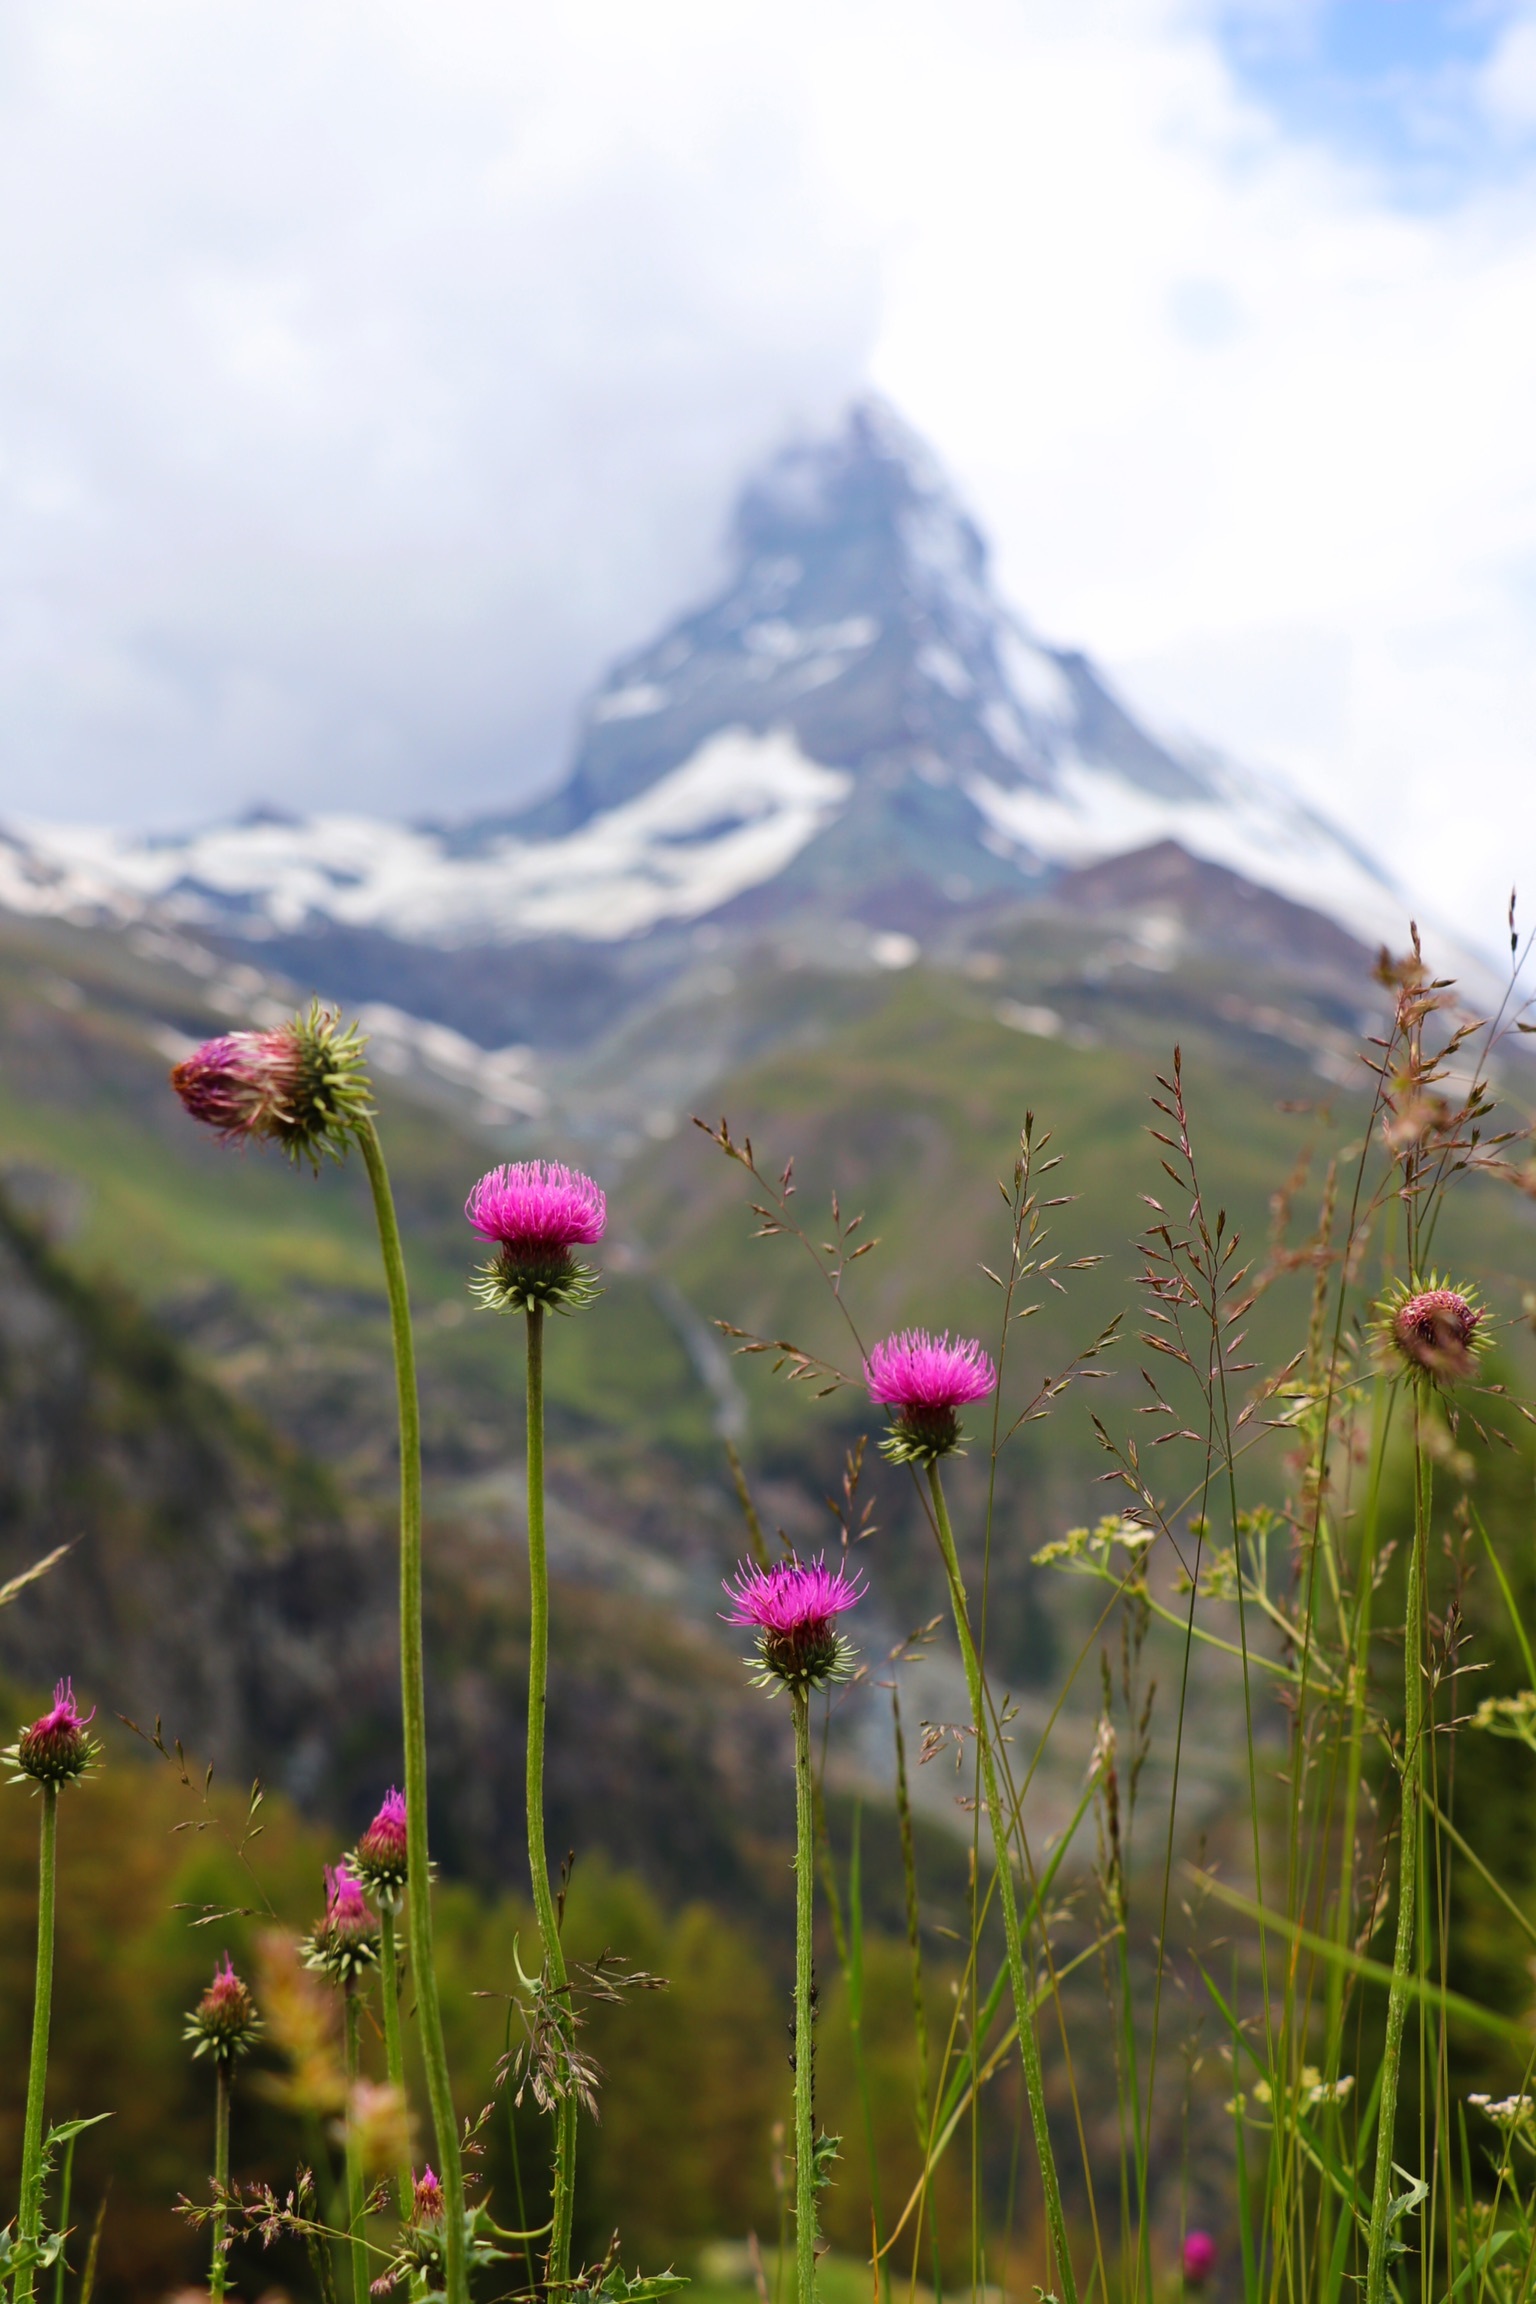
[2,398,1408,1036]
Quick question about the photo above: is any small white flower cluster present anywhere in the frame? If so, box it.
[1227,2067,1354,2124]
[1470,1691,1536,1752]
[1033,1514,1154,1573]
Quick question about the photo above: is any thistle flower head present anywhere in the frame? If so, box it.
[1379,1276,1487,1385]
[170,1002,372,1167]
[350,1786,409,1904]
[466,1160,607,1313]
[301,1863,381,1984]
[1182,2232,1216,2286]
[411,2167,445,2226]
[184,1954,262,2064]
[864,1328,997,1462]
[5,1678,99,1790]
[724,1556,865,1693]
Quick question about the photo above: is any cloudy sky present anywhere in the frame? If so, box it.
[3,0,1536,944]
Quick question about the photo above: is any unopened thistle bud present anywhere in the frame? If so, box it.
[724,1557,865,1694]
[1380,1277,1487,1385]
[350,1786,408,1905]
[864,1328,997,1463]
[301,1864,381,1984]
[465,1160,606,1313]
[4,1679,99,1790]
[170,1001,372,1168]
[184,1954,262,2064]
[411,2166,445,2226]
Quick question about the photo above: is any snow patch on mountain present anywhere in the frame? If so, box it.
[967,749,1410,950]
[14,729,852,946]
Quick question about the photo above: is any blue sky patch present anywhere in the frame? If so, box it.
[1217,1,1527,202]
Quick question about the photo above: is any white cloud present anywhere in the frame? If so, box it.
[3,0,1536,945]
[822,0,1536,944]
[0,0,878,823]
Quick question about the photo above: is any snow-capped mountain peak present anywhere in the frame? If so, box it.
[2,397,1410,959]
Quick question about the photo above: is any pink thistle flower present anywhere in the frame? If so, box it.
[864,1328,997,1462]
[184,1954,262,2063]
[466,1160,606,1312]
[1182,2231,1216,2285]
[412,2167,445,2226]
[1386,1281,1486,1384]
[351,1787,409,1903]
[724,1556,866,1691]
[6,1677,98,1789]
[302,1863,380,1984]
[170,1003,371,1167]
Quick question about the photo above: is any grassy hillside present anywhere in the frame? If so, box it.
[6,899,1536,1714]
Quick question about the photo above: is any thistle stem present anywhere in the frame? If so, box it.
[1365,1413,1431,2304]
[343,1983,368,2304]
[791,1686,818,2304]
[356,1119,467,2304]
[378,1904,414,2220]
[524,1303,576,2293]
[210,2064,231,2303]
[927,1462,1078,2304]
[16,1780,59,2304]
[51,2133,74,2304]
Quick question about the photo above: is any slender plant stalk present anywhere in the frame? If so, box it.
[16,1780,60,2304]
[524,1303,577,2290]
[927,1463,1079,2304]
[356,1120,467,2304]
[891,1687,930,2130]
[52,2132,75,2304]
[791,1686,818,2304]
[343,1984,368,2304]
[1365,1403,1432,2304]
[378,1904,414,2219]
[210,2063,231,2303]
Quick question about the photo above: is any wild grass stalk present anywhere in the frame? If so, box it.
[924,1459,1079,2304]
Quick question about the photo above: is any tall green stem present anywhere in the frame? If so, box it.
[525,1305,576,2290]
[378,1904,414,2220]
[792,1688,818,2304]
[927,1464,1078,2304]
[51,2134,74,2304]
[1365,1410,1431,2304]
[210,2063,231,2303]
[343,1985,368,2304]
[891,1690,929,2133]
[357,1120,466,2304]
[16,1781,59,2304]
